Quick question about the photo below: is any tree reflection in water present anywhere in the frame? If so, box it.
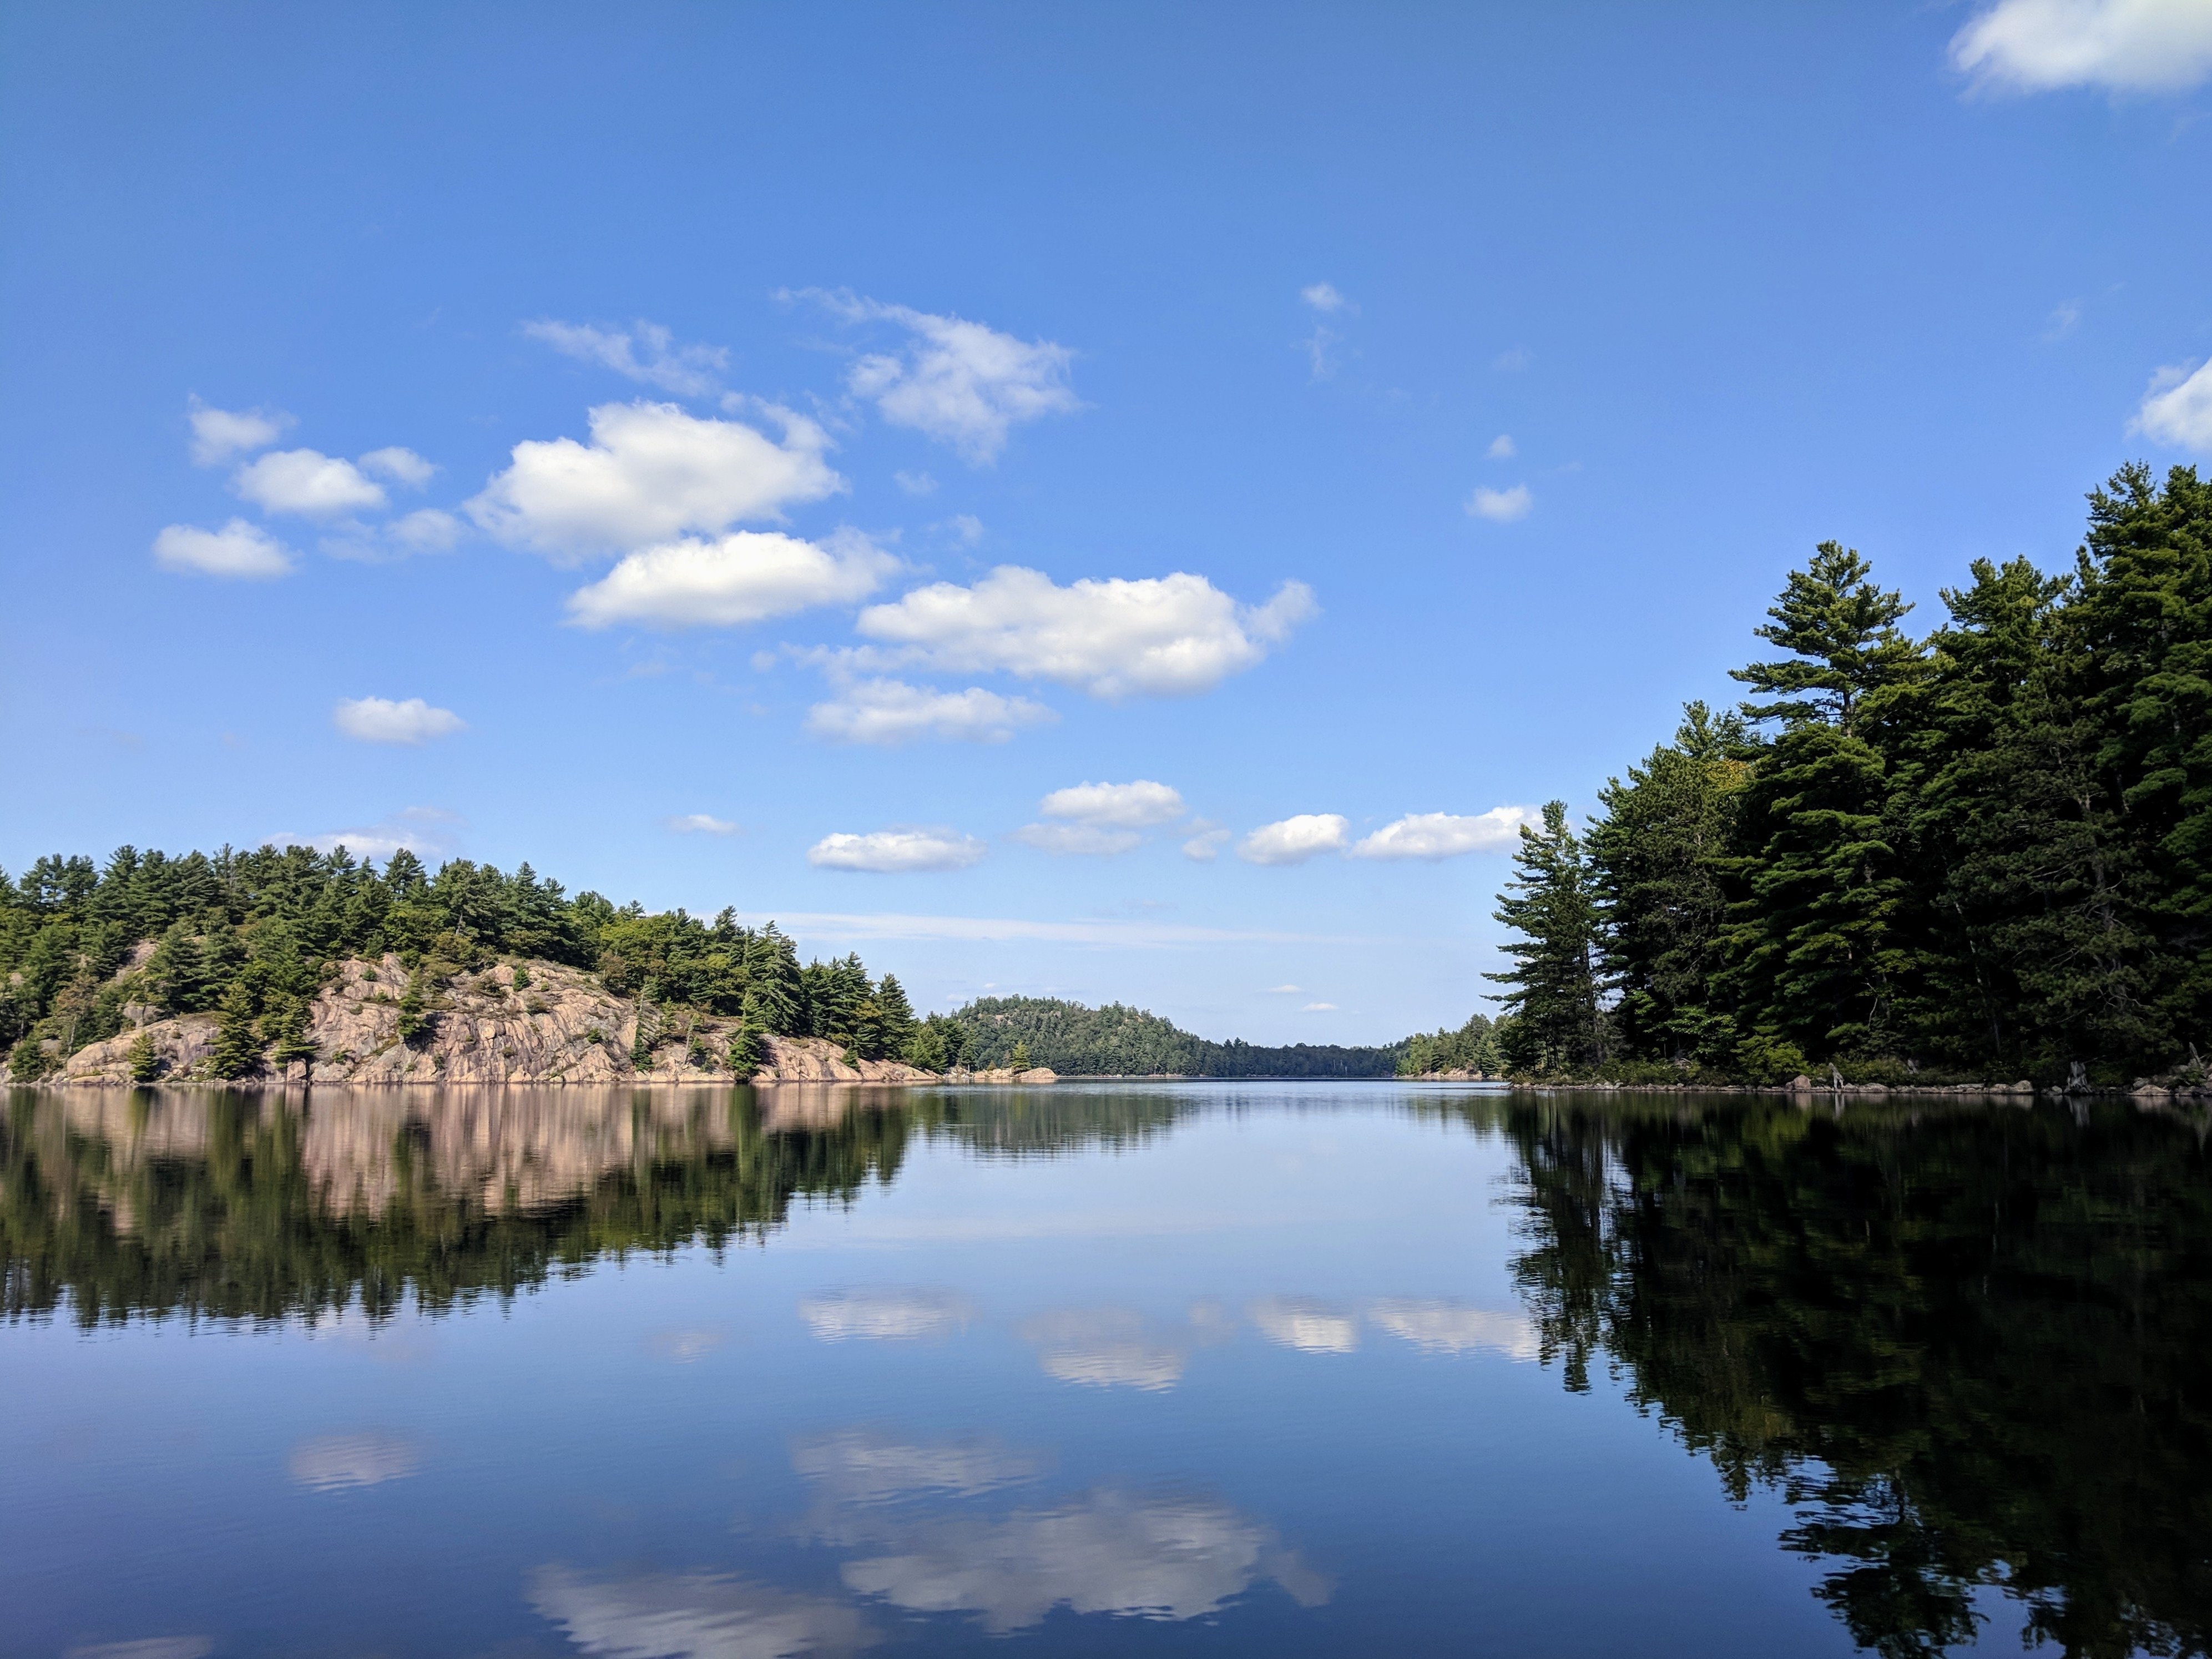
[1479,1091,2212,1659]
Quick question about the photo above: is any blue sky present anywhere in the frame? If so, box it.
[4,2,2210,1043]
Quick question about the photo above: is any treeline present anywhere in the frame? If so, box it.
[0,843,963,1079]
[950,995,1401,1078]
[1481,463,2209,1086]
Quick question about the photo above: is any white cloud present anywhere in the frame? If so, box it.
[893,469,937,495]
[723,910,1335,946]
[1300,281,1350,312]
[1236,814,1349,866]
[2135,358,2212,452]
[332,696,466,745]
[187,396,291,466]
[1011,823,1143,856]
[1487,433,1517,459]
[1300,324,1341,381]
[1302,1002,1338,1012]
[1367,1300,1539,1360]
[234,448,387,516]
[808,829,988,874]
[668,814,739,835]
[1466,484,1533,523]
[805,678,1054,746]
[388,507,462,551]
[855,567,1315,699]
[521,317,729,397]
[527,1567,873,1659]
[274,806,460,863]
[1182,825,1231,862]
[152,518,294,578]
[817,293,1080,463]
[1951,0,2212,92]
[287,1431,421,1492]
[945,512,984,546]
[1037,779,1186,828]
[357,446,436,487]
[468,400,843,563]
[1266,984,1302,994]
[1249,1297,1359,1354]
[799,1287,975,1339]
[838,1489,1330,1632]
[1350,806,1539,860]
[565,529,898,629]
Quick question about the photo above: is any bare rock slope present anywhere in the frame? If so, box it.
[9,956,1034,1088]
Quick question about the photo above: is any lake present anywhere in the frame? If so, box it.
[4,1082,2209,1658]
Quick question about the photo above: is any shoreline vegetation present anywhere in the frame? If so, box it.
[6,466,2202,1098]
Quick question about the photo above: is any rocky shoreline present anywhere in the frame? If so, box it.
[0,954,1058,1090]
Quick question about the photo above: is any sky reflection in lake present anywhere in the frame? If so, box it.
[7,1082,2208,1656]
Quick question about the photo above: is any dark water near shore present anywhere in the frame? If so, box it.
[4,1083,2210,1658]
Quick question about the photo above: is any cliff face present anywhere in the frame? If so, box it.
[2,955,972,1088]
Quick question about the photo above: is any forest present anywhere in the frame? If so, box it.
[0,843,968,1081]
[1476,463,2209,1087]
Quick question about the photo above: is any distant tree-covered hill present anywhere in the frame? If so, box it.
[948,995,1402,1078]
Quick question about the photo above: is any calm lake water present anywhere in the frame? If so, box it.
[5,1083,2209,1658]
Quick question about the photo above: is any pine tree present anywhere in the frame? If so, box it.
[1588,702,1750,1065]
[875,974,918,1062]
[1487,801,1605,1073]
[266,992,319,1077]
[126,1030,159,1083]
[741,926,804,1035]
[210,980,264,1078]
[1009,1039,1032,1071]
[1719,544,1927,1061]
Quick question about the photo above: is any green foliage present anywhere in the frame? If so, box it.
[125,1031,159,1083]
[1008,1040,1031,1071]
[947,996,1400,1077]
[209,981,264,1078]
[1396,1012,1502,1076]
[1445,465,2211,1084]
[1486,802,1605,1074]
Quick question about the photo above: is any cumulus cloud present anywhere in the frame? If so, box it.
[521,317,730,397]
[799,1287,976,1339]
[1951,0,2212,92]
[809,828,988,874]
[356,446,436,487]
[855,567,1315,699]
[1487,433,1517,459]
[1302,1002,1337,1012]
[1350,806,1539,860]
[527,1567,873,1659]
[1367,1300,1539,1360]
[332,696,466,745]
[1010,824,1143,856]
[805,679,1054,746]
[1466,484,1533,523]
[838,1489,1330,1632]
[1038,779,1187,828]
[1248,1297,1360,1355]
[1236,814,1349,866]
[2135,358,2212,452]
[668,814,739,835]
[1182,825,1231,863]
[468,400,843,562]
[153,518,294,578]
[287,1431,421,1492]
[187,397,291,466]
[234,448,388,516]
[322,507,465,563]
[809,294,1079,463]
[893,469,937,496]
[1300,281,1350,313]
[565,530,899,629]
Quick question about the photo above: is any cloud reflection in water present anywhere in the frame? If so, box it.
[528,1567,874,1659]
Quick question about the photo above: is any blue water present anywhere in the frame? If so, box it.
[9,1082,2194,1657]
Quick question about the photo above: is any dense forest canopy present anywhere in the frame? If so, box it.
[947,995,1403,1077]
[0,843,950,1080]
[1479,463,2210,1087]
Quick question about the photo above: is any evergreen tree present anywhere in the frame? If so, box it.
[741,926,804,1035]
[1487,801,1605,1073]
[1719,543,1927,1060]
[875,974,918,1062]
[1588,702,1750,1065]
[210,980,264,1078]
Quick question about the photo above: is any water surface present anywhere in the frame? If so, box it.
[5,1083,2208,1657]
